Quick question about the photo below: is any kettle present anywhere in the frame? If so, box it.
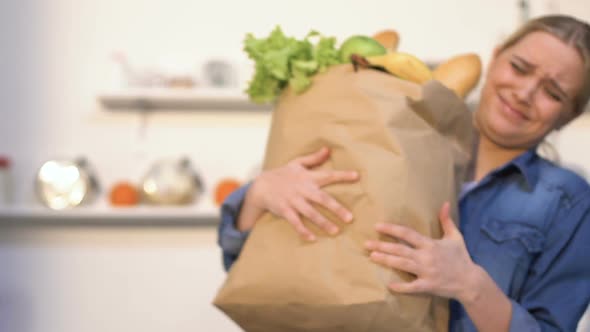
[141,157,203,205]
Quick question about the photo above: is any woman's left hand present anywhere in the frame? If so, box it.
[364,202,479,301]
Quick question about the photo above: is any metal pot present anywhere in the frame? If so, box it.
[35,158,100,210]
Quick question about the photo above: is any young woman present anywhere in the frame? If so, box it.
[218,15,590,331]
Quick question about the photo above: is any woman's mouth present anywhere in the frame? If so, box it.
[498,95,529,123]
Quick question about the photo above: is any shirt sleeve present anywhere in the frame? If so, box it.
[217,183,252,272]
[509,197,590,332]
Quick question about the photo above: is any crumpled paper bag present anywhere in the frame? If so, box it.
[214,64,473,332]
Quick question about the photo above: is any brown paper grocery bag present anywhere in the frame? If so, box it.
[214,64,473,332]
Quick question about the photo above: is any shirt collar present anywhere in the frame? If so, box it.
[496,148,540,188]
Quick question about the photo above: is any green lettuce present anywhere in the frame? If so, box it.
[244,26,343,103]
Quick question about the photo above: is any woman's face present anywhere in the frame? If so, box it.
[476,31,585,149]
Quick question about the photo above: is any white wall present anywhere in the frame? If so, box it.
[1,1,589,332]
[0,225,241,332]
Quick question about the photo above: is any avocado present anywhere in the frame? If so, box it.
[339,36,387,63]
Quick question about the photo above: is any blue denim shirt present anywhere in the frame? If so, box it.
[217,149,590,331]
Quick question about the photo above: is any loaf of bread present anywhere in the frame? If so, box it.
[433,53,482,99]
[372,29,400,51]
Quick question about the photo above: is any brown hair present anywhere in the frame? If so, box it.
[498,15,590,116]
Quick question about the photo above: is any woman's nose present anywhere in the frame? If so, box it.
[513,77,538,105]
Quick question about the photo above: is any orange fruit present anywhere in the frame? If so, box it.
[214,178,242,206]
[109,181,139,206]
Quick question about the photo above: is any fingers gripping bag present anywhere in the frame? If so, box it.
[214,62,473,332]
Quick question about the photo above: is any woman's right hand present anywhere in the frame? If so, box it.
[237,147,360,241]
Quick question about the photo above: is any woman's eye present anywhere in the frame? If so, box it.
[545,88,563,102]
[510,62,526,74]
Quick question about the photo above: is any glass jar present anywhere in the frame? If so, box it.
[0,156,11,206]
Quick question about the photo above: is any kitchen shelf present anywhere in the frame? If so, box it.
[0,204,220,226]
[98,87,273,111]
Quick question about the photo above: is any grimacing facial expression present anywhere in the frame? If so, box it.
[476,31,585,149]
